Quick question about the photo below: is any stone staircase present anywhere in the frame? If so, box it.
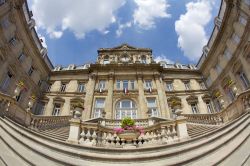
[187,123,220,138]
[37,126,69,141]
[0,112,249,166]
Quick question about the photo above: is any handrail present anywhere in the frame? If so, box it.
[182,90,250,125]
[0,92,72,130]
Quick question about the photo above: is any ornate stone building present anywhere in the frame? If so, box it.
[0,0,250,165]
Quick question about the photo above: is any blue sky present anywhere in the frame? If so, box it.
[28,0,220,67]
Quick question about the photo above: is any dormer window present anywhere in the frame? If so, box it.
[68,64,75,70]
[54,66,61,71]
[141,55,147,64]
[103,55,110,64]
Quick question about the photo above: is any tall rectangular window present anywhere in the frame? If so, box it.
[239,71,250,89]
[47,83,52,92]
[166,82,173,91]
[239,15,247,25]
[60,83,66,92]
[199,82,206,90]
[123,80,129,89]
[147,98,158,117]
[0,71,12,91]
[130,80,135,90]
[9,37,17,46]
[184,81,191,90]
[191,103,199,114]
[232,33,240,44]
[28,66,34,76]
[206,101,213,113]
[94,98,105,118]
[98,80,105,89]
[18,53,25,62]
[145,80,152,89]
[224,48,232,60]
[116,80,121,89]
[215,64,222,74]
[78,83,85,92]
[52,104,61,116]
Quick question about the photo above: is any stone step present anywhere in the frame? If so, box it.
[0,112,249,166]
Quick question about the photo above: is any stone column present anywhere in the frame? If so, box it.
[105,73,114,119]
[67,118,81,144]
[83,74,96,120]
[154,74,170,118]
[137,75,147,118]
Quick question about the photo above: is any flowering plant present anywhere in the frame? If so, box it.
[16,80,27,91]
[29,94,36,100]
[113,117,144,134]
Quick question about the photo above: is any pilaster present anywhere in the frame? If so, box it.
[137,74,147,118]
[105,73,114,119]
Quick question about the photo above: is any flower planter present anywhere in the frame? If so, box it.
[74,107,83,118]
[117,130,140,141]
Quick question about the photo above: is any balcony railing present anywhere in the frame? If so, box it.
[182,89,250,125]
[0,92,72,130]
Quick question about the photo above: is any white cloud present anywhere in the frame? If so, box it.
[116,22,132,37]
[30,0,125,39]
[154,55,173,64]
[133,0,171,29]
[175,0,214,61]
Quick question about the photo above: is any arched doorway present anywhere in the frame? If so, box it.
[115,99,137,119]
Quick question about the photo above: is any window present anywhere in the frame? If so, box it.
[166,82,173,91]
[103,55,110,64]
[123,80,129,89]
[145,80,152,89]
[224,48,232,60]
[239,15,247,25]
[206,76,212,87]
[38,80,42,87]
[244,0,250,6]
[191,103,199,114]
[184,81,191,90]
[36,102,45,115]
[18,53,25,62]
[232,33,240,44]
[1,17,9,28]
[130,80,135,90]
[28,66,34,76]
[9,37,17,46]
[141,55,147,64]
[214,98,222,112]
[116,80,121,89]
[47,83,52,92]
[206,101,213,113]
[147,98,158,117]
[199,82,206,90]
[60,83,67,92]
[0,71,12,91]
[94,98,105,118]
[239,71,250,89]
[215,64,222,74]
[52,104,61,116]
[98,80,105,89]
[78,83,85,92]
[116,100,137,119]
[0,0,5,6]
[226,88,235,102]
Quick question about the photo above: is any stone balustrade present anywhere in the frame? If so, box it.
[30,115,72,131]
[76,118,185,148]
[0,92,71,130]
[183,90,250,125]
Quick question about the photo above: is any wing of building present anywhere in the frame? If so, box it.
[0,0,250,165]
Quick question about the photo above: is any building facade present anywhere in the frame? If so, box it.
[0,0,249,122]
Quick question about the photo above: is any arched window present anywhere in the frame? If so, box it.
[115,99,137,119]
